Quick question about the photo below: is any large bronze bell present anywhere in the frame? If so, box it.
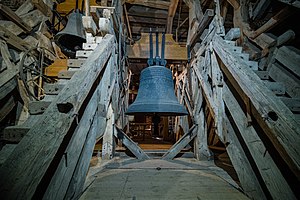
[125,65,188,116]
[54,10,86,58]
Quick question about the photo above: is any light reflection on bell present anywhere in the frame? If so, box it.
[125,65,188,116]
[54,10,86,58]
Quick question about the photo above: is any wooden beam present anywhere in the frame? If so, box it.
[125,0,170,10]
[223,117,267,200]
[128,15,167,25]
[0,95,16,122]
[127,9,167,19]
[114,126,150,160]
[213,35,300,180]
[31,0,52,17]
[162,125,196,160]
[223,84,296,199]
[166,0,179,34]
[251,0,271,20]
[268,63,300,98]
[43,62,115,199]
[123,4,132,39]
[188,9,214,46]
[64,103,107,199]
[192,87,213,160]
[56,0,99,15]
[277,0,300,8]
[0,76,17,100]
[0,4,31,33]
[127,33,187,60]
[15,0,34,16]
[0,34,114,199]
[102,62,116,160]
[279,97,300,113]
[248,6,294,39]
[275,46,300,78]
[0,25,32,51]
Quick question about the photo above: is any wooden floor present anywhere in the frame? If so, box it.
[80,154,249,200]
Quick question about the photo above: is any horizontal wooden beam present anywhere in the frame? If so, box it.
[125,0,170,10]
[127,33,187,60]
[56,0,99,14]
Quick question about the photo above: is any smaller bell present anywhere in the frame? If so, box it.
[54,10,86,58]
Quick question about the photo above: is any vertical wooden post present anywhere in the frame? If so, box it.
[85,0,90,16]
[102,104,115,160]
[192,68,213,160]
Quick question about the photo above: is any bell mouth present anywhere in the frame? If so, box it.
[54,34,86,58]
[125,103,188,116]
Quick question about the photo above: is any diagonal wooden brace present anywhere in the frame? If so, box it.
[162,124,196,160]
[114,126,150,160]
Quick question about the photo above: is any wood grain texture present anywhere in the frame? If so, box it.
[213,35,300,180]
[224,84,296,199]
[0,34,114,199]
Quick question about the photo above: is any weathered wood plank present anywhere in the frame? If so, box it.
[0,144,17,166]
[0,76,17,100]
[223,117,267,200]
[0,20,23,35]
[31,0,52,17]
[0,25,31,51]
[162,125,196,160]
[192,85,213,160]
[0,34,114,199]
[277,0,300,8]
[251,0,271,20]
[279,97,300,113]
[253,70,269,80]
[223,84,296,199]
[224,27,240,41]
[127,33,187,60]
[166,0,179,34]
[0,4,31,33]
[189,9,214,47]
[43,64,114,199]
[0,95,16,122]
[64,103,107,200]
[28,100,51,115]
[2,125,30,143]
[43,83,65,95]
[102,105,115,160]
[125,0,170,10]
[269,63,300,98]
[213,35,300,180]
[275,46,300,78]
[21,9,45,28]
[262,80,286,95]
[67,59,86,68]
[15,0,34,16]
[57,70,77,79]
